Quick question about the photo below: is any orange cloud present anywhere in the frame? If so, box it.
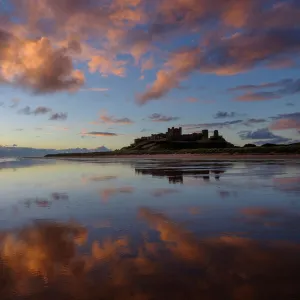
[88,55,126,77]
[94,112,134,125]
[0,33,84,93]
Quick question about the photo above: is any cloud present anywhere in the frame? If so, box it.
[286,102,295,107]
[186,97,198,103]
[1,0,299,105]
[234,78,300,101]
[33,106,52,115]
[141,128,151,132]
[80,87,109,92]
[18,106,31,115]
[49,113,68,121]
[94,112,134,125]
[228,79,294,92]
[239,128,291,144]
[88,55,126,77]
[137,26,300,103]
[243,118,267,126]
[182,120,243,130]
[141,57,154,72]
[83,131,118,137]
[9,98,20,108]
[148,113,179,122]
[270,112,300,131]
[236,91,281,101]
[214,111,238,119]
[0,31,84,93]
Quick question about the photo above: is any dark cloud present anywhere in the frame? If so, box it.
[243,118,267,126]
[228,79,294,92]
[84,132,118,137]
[49,113,68,121]
[18,106,32,115]
[33,106,52,115]
[271,112,300,121]
[148,113,179,122]
[141,128,151,132]
[214,111,238,119]
[234,78,300,101]
[239,128,292,145]
[182,120,244,130]
[286,102,295,107]
[18,106,60,118]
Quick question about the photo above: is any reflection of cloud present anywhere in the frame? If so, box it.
[239,206,300,229]
[82,175,117,183]
[51,193,69,201]
[100,186,134,202]
[219,190,238,199]
[150,188,180,197]
[1,209,300,298]
[273,176,300,193]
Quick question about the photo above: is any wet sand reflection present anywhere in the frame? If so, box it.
[1,208,300,300]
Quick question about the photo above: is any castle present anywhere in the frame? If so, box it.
[134,127,221,144]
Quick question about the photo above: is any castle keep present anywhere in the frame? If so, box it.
[134,127,220,144]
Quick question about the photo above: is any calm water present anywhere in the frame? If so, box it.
[1,157,300,299]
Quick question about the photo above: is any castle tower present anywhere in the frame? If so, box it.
[202,129,209,140]
[214,130,219,138]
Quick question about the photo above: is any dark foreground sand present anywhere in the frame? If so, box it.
[53,154,300,160]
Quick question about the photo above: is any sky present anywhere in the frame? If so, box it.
[0,0,300,150]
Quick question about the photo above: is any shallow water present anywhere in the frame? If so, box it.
[0,158,300,299]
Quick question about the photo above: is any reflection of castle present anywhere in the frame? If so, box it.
[135,168,226,184]
[135,127,221,144]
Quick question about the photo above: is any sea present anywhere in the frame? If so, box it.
[0,157,300,299]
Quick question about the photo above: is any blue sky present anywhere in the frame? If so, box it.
[0,0,300,150]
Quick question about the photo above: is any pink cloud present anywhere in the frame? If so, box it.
[270,119,300,131]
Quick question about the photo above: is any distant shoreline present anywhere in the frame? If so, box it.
[43,153,300,160]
